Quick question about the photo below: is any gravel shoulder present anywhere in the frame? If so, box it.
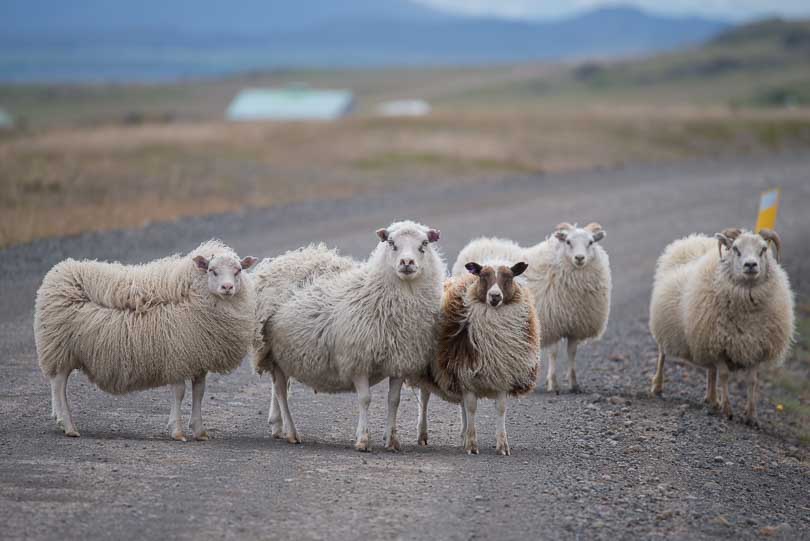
[1,155,809,540]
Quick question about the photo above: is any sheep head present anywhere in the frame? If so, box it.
[376,220,440,281]
[465,261,528,308]
[714,228,777,284]
[553,222,606,268]
[194,253,257,297]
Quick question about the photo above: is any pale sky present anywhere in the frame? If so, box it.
[416,1,810,21]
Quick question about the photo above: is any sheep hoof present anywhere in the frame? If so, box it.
[172,431,187,442]
[465,445,479,455]
[650,385,663,398]
[570,384,581,394]
[385,435,401,452]
[355,435,371,452]
[721,404,733,420]
[743,415,759,428]
[56,419,65,429]
[418,433,428,446]
[64,429,80,438]
[287,434,301,445]
[271,428,284,439]
[194,431,209,441]
[546,380,560,394]
[496,435,510,456]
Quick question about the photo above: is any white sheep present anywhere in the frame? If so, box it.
[411,259,539,455]
[34,240,258,440]
[453,223,611,393]
[649,228,794,423]
[252,220,445,451]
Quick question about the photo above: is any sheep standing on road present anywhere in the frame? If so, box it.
[253,221,445,451]
[453,223,611,393]
[649,228,794,423]
[34,240,258,440]
[412,260,539,455]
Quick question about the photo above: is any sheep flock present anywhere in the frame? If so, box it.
[33,220,795,454]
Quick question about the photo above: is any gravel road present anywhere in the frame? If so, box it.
[1,155,809,540]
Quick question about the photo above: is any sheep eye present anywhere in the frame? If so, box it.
[566,240,572,247]
[588,240,593,247]
[760,248,767,256]
[732,246,741,256]
[211,270,218,276]
[235,268,241,275]
[388,240,397,251]
[419,240,428,253]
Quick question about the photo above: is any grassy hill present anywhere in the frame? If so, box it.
[439,18,810,109]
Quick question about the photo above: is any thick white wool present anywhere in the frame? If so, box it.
[253,223,447,392]
[34,240,257,394]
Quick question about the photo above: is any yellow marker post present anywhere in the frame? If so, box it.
[755,188,780,232]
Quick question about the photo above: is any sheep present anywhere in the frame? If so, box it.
[649,228,794,424]
[252,220,445,451]
[34,240,258,440]
[453,223,611,393]
[411,260,539,455]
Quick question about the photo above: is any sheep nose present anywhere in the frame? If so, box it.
[743,261,758,272]
[489,293,502,306]
[221,283,234,291]
[574,255,585,263]
[400,258,415,267]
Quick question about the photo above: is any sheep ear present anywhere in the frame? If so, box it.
[427,229,440,243]
[714,233,731,259]
[510,262,528,276]
[193,255,209,271]
[759,228,782,263]
[465,262,483,275]
[554,230,568,242]
[714,233,732,247]
[240,256,258,270]
[376,228,389,242]
[586,223,605,242]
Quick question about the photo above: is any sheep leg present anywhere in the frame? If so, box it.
[384,377,402,452]
[704,366,719,409]
[167,381,187,442]
[417,387,430,446]
[567,338,580,393]
[495,392,510,456]
[353,375,372,452]
[744,370,759,427]
[545,342,560,394]
[650,347,665,397]
[189,373,209,441]
[52,371,79,437]
[267,383,284,439]
[272,368,300,444]
[462,392,478,455]
[459,402,467,444]
[717,364,733,420]
[50,377,63,422]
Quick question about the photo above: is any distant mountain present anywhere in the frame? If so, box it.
[0,3,729,82]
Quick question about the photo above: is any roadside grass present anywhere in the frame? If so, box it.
[766,303,810,446]
[3,107,810,248]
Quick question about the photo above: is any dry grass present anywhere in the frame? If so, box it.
[2,106,810,247]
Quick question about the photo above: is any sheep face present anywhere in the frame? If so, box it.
[553,222,605,268]
[194,254,258,297]
[465,261,528,308]
[376,225,440,281]
[715,230,777,284]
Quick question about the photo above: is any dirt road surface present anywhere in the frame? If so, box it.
[1,155,809,540]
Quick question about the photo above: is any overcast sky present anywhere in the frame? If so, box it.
[416,1,810,21]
